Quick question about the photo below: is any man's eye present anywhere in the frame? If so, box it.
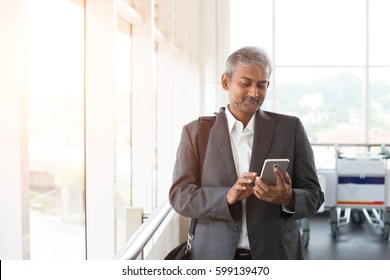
[240,82,250,87]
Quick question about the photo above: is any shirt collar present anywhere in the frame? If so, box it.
[225,105,256,134]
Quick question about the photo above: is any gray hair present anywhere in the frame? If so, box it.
[225,46,272,78]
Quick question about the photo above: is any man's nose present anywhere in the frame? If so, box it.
[248,85,258,97]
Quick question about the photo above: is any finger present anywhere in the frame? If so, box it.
[233,183,247,192]
[238,177,255,186]
[273,167,285,184]
[241,172,257,180]
[255,176,262,188]
[283,171,292,185]
[243,171,257,176]
[229,183,247,196]
[253,183,265,199]
[256,176,270,190]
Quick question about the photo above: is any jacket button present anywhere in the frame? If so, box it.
[232,226,239,232]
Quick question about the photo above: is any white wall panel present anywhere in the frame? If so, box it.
[0,0,30,260]
[85,0,116,259]
[131,0,155,212]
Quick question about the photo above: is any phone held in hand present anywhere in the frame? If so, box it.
[260,159,290,186]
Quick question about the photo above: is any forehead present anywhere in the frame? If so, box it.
[231,63,270,81]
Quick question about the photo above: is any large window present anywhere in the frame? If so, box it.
[114,15,132,252]
[230,0,390,145]
[27,0,85,259]
[274,67,365,143]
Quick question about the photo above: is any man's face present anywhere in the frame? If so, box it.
[222,63,270,118]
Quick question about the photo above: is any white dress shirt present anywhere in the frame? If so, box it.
[225,106,255,250]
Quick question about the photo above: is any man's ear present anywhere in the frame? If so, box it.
[221,73,229,90]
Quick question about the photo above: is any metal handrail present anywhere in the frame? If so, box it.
[113,200,174,260]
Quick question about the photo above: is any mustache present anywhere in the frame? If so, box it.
[233,95,260,108]
[241,95,259,102]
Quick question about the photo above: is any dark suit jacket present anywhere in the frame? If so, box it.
[169,108,324,259]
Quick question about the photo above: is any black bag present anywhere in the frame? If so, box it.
[164,237,192,260]
[164,116,215,260]
[164,219,196,260]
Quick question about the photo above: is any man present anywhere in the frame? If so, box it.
[169,46,324,260]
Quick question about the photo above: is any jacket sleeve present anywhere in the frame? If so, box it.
[288,118,325,219]
[169,123,236,222]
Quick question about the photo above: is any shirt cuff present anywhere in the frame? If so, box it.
[281,205,295,214]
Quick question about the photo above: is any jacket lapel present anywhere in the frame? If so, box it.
[249,110,276,174]
[211,108,238,186]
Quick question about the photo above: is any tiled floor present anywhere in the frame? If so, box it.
[302,211,390,260]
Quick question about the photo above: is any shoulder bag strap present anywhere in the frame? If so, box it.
[187,116,216,241]
[197,116,216,173]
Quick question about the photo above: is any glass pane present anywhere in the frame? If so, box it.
[275,0,365,66]
[312,144,337,169]
[260,82,274,112]
[27,0,85,259]
[114,16,132,252]
[369,67,390,143]
[369,0,390,65]
[274,67,365,143]
[230,0,273,53]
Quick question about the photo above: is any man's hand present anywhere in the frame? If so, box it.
[253,167,295,209]
[226,172,257,205]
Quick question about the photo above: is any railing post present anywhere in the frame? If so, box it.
[114,200,173,260]
[126,207,144,259]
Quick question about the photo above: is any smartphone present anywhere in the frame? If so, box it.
[259,159,290,186]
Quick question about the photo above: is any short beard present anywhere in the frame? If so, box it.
[233,96,260,109]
